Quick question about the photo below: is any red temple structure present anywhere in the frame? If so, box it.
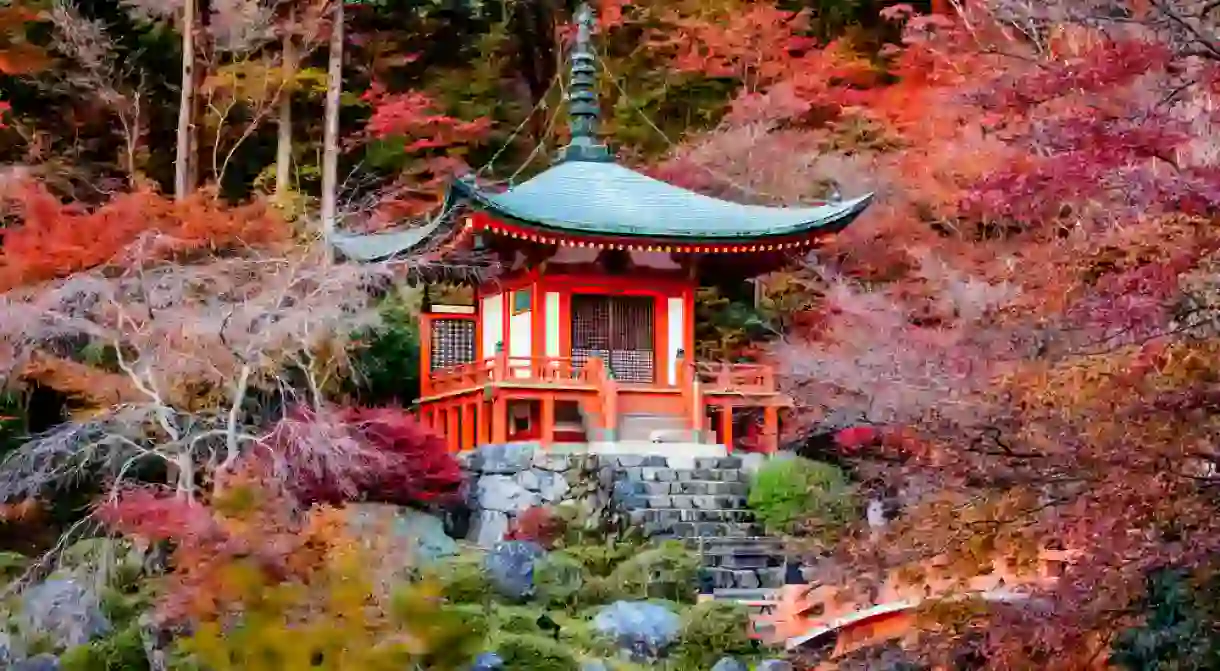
[334,5,872,453]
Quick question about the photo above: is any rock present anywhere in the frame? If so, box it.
[592,601,680,660]
[532,452,572,471]
[14,654,60,671]
[537,470,570,503]
[348,505,458,565]
[472,444,536,474]
[515,469,542,491]
[20,577,111,649]
[711,657,749,671]
[471,652,504,670]
[478,475,541,513]
[0,631,19,666]
[470,509,510,548]
[580,660,609,671]
[756,661,794,671]
[484,540,545,600]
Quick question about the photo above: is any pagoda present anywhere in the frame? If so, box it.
[334,4,872,454]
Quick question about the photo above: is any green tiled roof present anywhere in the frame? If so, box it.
[453,161,873,240]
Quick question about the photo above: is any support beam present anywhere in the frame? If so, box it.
[762,406,779,454]
[446,403,459,453]
[476,400,489,446]
[541,396,555,449]
[461,400,476,451]
[719,405,734,452]
[492,396,508,444]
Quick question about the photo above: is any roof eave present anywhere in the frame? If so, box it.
[451,178,874,242]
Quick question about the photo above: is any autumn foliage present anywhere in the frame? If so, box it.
[259,405,463,508]
[0,181,290,290]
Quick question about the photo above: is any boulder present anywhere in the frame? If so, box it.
[20,577,111,649]
[756,661,794,671]
[711,657,749,671]
[592,601,680,660]
[536,471,570,503]
[485,541,545,600]
[472,444,536,474]
[348,505,458,566]
[470,509,511,548]
[477,475,541,513]
[14,654,60,671]
[471,652,505,670]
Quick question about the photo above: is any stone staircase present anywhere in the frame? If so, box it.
[617,412,709,443]
[605,454,789,595]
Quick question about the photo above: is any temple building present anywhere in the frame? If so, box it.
[333,4,872,454]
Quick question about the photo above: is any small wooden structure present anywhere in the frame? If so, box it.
[334,4,872,452]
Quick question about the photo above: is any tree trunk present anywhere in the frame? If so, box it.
[174,0,197,200]
[320,0,343,254]
[275,7,296,205]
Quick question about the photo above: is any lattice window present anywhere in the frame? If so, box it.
[430,318,476,371]
[570,295,654,383]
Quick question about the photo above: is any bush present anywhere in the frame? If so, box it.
[59,624,148,671]
[672,601,754,669]
[565,541,642,578]
[431,552,490,604]
[494,633,580,671]
[748,457,856,536]
[606,542,699,603]
[533,552,586,608]
[506,506,568,550]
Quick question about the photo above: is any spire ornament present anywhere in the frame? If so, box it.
[558,2,612,162]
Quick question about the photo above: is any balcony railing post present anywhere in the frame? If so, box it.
[492,341,508,382]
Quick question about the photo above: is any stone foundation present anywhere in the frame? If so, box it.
[459,444,608,547]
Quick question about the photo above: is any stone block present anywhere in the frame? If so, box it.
[711,657,749,671]
[515,469,541,491]
[537,470,570,502]
[720,554,770,570]
[532,452,573,471]
[642,455,668,467]
[655,468,677,482]
[732,570,760,589]
[757,661,794,671]
[642,482,671,495]
[472,443,535,474]
[477,475,541,513]
[615,455,646,468]
[646,495,673,509]
[469,510,510,548]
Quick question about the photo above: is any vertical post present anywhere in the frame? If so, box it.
[762,406,779,454]
[602,363,617,441]
[476,400,489,446]
[493,341,508,382]
[446,404,460,453]
[492,396,508,444]
[461,400,476,451]
[719,405,734,452]
[541,396,556,450]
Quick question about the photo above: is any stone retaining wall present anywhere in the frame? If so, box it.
[459,444,609,547]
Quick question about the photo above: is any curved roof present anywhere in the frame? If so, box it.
[454,160,873,241]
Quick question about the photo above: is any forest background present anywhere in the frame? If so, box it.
[0,0,1220,668]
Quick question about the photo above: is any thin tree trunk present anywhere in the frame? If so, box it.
[275,7,296,205]
[174,0,197,200]
[320,0,343,255]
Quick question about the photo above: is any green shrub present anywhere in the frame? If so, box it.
[534,551,586,608]
[495,633,580,671]
[748,457,857,536]
[565,540,643,577]
[492,604,544,634]
[431,552,490,604]
[672,601,754,669]
[60,624,149,671]
[606,541,699,603]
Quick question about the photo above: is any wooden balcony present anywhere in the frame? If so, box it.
[416,353,788,452]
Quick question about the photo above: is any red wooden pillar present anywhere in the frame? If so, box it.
[476,400,489,446]
[541,395,555,449]
[761,406,779,454]
[461,400,476,451]
[492,396,508,444]
[719,405,734,452]
[445,403,460,453]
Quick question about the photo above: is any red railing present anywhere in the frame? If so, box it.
[426,355,594,397]
[695,362,776,394]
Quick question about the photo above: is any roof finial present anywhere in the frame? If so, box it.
[558,2,612,163]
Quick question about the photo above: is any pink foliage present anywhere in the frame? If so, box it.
[259,405,462,508]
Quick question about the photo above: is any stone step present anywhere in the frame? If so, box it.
[615,480,750,497]
[617,494,749,510]
[702,553,784,569]
[599,455,744,469]
[644,521,766,538]
[613,467,748,483]
[712,587,780,602]
[705,566,786,590]
[628,508,756,525]
[684,535,785,549]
